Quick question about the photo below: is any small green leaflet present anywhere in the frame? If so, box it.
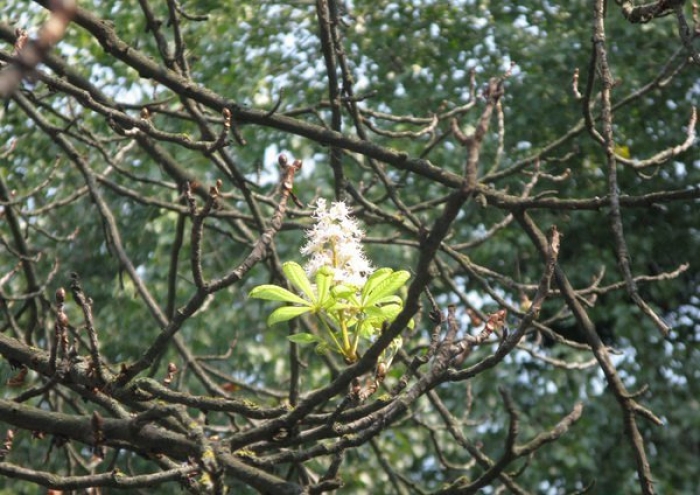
[267,306,311,326]
[287,333,322,345]
[249,284,310,306]
[361,269,410,307]
[282,262,316,302]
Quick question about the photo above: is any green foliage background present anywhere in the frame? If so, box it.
[1,0,698,493]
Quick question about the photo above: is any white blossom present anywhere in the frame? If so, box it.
[301,199,372,287]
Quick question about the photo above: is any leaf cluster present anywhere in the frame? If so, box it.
[250,262,410,366]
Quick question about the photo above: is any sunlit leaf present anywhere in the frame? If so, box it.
[362,268,394,297]
[249,285,310,306]
[371,295,404,307]
[287,333,321,344]
[282,261,316,302]
[362,270,410,306]
[331,284,359,300]
[373,304,402,320]
[266,306,311,326]
[315,266,333,306]
[356,319,375,339]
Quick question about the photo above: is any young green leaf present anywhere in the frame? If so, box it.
[362,268,393,297]
[267,306,311,326]
[249,285,310,306]
[372,304,402,322]
[362,270,410,306]
[282,262,316,302]
[356,319,375,339]
[315,266,333,306]
[331,284,359,302]
[370,295,404,307]
[287,333,321,345]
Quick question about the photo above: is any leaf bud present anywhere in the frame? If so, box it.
[57,312,69,328]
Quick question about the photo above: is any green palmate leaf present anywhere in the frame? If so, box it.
[315,266,334,306]
[267,306,311,326]
[362,270,411,306]
[327,299,355,312]
[372,295,404,306]
[282,262,316,302]
[374,304,402,321]
[249,285,310,306]
[287,333,322,345]
[362,268,394,297]
[363,307,398,331]
[365,304,400,319]
[356,319,375,339]
[364,303,415,330]
[331,284,359,302]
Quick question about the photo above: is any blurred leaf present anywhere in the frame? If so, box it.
[267,306,311,326]
[249,285,310,306]
[287,333,322,345]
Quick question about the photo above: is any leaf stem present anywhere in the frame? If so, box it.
[318,314,344,355]
[339,314,352,357]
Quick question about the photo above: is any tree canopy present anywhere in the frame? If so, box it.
[1,1,699,493]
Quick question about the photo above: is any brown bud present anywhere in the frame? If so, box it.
[222,382,241,392]
[92,411,104,431]
[163,362,178,385]
[13,29,28,54]
[57,312,69,328]
[278,154,288,167]
[466,308,482,327]
[6,367,28,387]
[376,362,388,382]
[484,309,507,333]
[55,287,65,304]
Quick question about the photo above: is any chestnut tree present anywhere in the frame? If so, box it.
[1,1,699,493]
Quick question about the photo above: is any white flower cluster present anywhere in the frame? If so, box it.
[300,199,373,288]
